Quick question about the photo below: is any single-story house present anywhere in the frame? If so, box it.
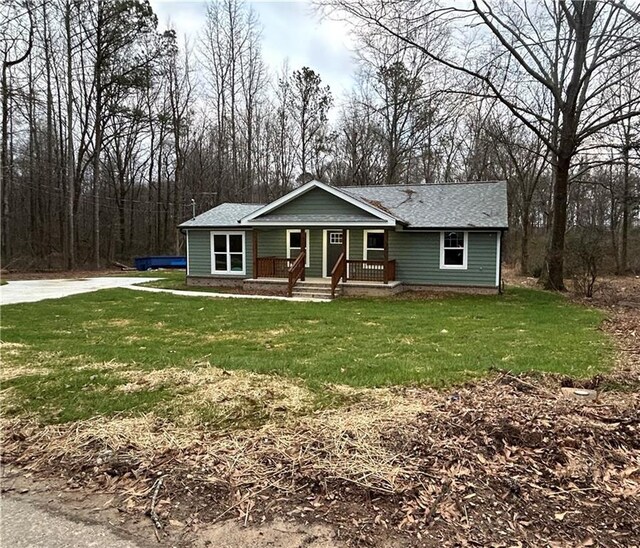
[178,180,508,299]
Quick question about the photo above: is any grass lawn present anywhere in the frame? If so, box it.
[0,286,611,425]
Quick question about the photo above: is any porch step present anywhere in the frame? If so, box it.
[291,281,340,300]
[295,280,332,288]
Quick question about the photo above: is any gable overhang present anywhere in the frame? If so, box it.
[239,180,399,227]
[246,220,396,227]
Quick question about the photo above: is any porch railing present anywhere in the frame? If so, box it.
[256,256,294,278]
[287,252,306,297]
[330,252,347,298]
[255,255,396,287]
[347,260,396,284]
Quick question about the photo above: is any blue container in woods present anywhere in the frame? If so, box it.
[134,256,187,271]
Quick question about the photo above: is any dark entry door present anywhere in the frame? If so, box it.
[325,231,344,277]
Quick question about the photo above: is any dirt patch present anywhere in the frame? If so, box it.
[3,370,639,546]
[193,518,342,548]
[115,366,325,426]
[0,367,49,383]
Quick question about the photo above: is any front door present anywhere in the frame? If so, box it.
[325,230,344,277]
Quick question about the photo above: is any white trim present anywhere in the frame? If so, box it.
[210,231,246,275]
[495,231,501,287]
[322,229,350,277]
[286,229,310,267]
[439,231,468,270]
[186,230,190,276]
[363,229,385,262]
[239,180,398,225]
[248,220,394,227]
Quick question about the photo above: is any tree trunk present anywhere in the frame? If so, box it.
[620,141,630,273]
[92,0,103,269]
[542,156,570,290]
[65,1,75,269]
[1,65,12,263]
[520,206,531,276]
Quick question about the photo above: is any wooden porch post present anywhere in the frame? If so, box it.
[301,229,306,281]
[342,228,347,282]
[252,229,258,279]
[383,229,389,284]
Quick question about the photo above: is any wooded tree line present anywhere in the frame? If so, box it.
[2,0,639,288]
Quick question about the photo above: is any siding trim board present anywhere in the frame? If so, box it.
[186,230,190,276]
[495,231,501,287]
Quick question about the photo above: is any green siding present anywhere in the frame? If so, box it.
[258,187,379,219]
[188,227,499,287]
[187,230,210,276]
[256,228,285,257]
[388,231,498,287]
[187,229,253,278]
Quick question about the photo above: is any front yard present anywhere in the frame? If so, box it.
[2,282,637,547]
[1,286,610,424]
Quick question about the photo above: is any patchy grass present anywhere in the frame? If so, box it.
[0,286,611,425]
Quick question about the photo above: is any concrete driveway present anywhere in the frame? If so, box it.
[1,497,146,548]
[0,277,159,305]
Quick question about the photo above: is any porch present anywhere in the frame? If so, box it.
[243,276,403,300]
[250,228,397,298]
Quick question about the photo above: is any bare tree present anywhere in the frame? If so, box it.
[1,0,33,263]
[325,0,640,290]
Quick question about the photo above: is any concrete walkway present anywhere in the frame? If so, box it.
[0,277,329,305]
[129,285,330,303]
[1,497,146,548]
[0,277,160,305]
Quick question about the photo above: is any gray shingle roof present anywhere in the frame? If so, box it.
[339,182,508,228]
[178,182,508,229]
[178,203,263,228]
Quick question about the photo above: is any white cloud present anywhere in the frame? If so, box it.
[149,0,357,97]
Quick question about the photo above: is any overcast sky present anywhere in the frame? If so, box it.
[148,0,358,96]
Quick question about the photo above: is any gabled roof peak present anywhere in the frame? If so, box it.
[239,179,399,226]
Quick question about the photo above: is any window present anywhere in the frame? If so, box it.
[286,229,310,267]
[364,230,385,261]
[440,231,467,269]
[211,232,245,274]
[329,232,343,245]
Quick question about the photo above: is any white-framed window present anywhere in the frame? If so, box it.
[286,229,310,267]
[440,231,468,269]
[329,232,343,245]
[363,230,385,262]
[211,232,246,274]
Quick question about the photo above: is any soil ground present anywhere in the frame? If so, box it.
[1,272,639,547]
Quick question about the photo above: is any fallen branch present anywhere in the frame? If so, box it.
[148,477,164,541]
[112,261,135,271]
